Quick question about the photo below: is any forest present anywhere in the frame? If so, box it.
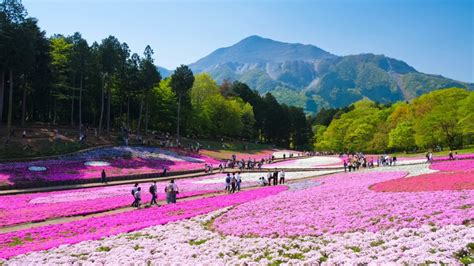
[0,1,312,149]
[313,88,474,153]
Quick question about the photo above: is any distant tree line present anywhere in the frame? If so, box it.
[0,1,312,149]
[313,88,474,153]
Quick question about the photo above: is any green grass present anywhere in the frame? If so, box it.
[188,239,208,246]
[347,246,362,253]
[0,141,88,160]
[7,237,23,247]
[453,243,474,265]
[370,240,385,247]
[133,244,143,251]
[96,246,111,252]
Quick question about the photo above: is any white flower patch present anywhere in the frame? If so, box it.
[83,161,111,167]
[264,156,342,169]
[27,166,47,172]
[29,186,131,204]
[6,208,471,265]
[367,163,437,177]
[194,171,339,185]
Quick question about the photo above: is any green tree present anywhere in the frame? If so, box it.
[170,65,194,142]
[388,122,415,151]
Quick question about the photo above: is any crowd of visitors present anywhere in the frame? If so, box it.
[342,153,398,172]
[129,179,179,208]
[257,170,285,186]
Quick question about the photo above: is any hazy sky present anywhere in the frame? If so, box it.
[23,0,473,82]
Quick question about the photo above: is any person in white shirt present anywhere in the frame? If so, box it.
[236,172,242,191]
[131,183,139,207]
[134,187,142,208]
[279,170,285,184]
[165,179,179,204]
[267,171,272,185]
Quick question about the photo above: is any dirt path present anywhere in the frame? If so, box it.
[0,171,340,234]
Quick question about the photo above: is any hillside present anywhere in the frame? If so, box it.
[159,35,474,112]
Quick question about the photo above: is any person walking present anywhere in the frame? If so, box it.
[149,181,158,206]
[279,170,285,184]
[236,172,242,191]
[134,187,142,208]
[273,170,278,186]
[225,173,231,191]
[230,174,237,193]
[165,179,179,204]
[267,171,272,186]
[101,169,107,184]
[131,183,139,207]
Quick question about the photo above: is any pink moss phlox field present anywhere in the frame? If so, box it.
[214,171,474,237]
[430,159,474,171]
[0,186,287,259]
[372,169,474,192]
[0,172,274,227]
[0,147,220,186]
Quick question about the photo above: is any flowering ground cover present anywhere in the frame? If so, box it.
[0,146,220,187]
[1,159,472,264]
[0,186,287,259]
[263,156,342,169]
[372,169,474,192]
[200,149,278,161]
[0,170,334,227]
[214,171,473,237]
[430,159,474,171]
[5,208,472,265]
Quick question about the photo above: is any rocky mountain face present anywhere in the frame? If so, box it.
[160,35,473,113]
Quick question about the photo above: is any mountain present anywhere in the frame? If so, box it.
[156,66,172,78]
[188,35,473,113]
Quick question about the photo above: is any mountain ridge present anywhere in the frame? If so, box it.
[158,35,473,112]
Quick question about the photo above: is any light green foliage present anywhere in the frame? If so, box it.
[50,36,74,92]
[412,88,468,149]
[388,122,415,151]
[458,93,474,134]
[314,88,473,152]
[189,73,255,138]
[149,78,177,131]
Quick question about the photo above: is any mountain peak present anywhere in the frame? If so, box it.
[191,35,335,71]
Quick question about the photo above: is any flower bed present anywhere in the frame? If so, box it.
[263,156,342,169]
[0,186,287,259]
[430,159,474,171]
[371,169,474,192]
[0,146,220,187]
[4,208,471,265]
[0,170,336,227]
[214,171,473,237]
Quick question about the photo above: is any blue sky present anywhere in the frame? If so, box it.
[24,0,473,82]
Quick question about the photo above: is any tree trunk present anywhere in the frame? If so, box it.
[106,82,111,134]
[7,69,13,138]
[70,88,75,127]
[0,70,4,123]
[53,100,57,125]
[79,73,83,133]
[176,93,182,143]
[145,91,149,137]
[21,85,26,126]
[137,94,144,138]
[126,95,130,129]
[98,74,105,136]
